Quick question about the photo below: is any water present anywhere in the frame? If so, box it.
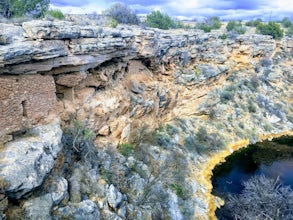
[211,136,293,219]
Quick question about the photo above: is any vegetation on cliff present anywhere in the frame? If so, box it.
[256,21,284,39]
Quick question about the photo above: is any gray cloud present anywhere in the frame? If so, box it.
[50,0,293,21]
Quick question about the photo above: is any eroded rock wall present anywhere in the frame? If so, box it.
[0,74,56,137]
[0,20,293,220]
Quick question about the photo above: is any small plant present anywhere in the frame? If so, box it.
[248,100,257,113]
[45,9,65,20]
[62,120,96,162]
[118,143,134,157]
[219,33,227,40]
[171,183,186,199]
[220,90,234,103]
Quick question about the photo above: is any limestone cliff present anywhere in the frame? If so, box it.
[0,20,292,219]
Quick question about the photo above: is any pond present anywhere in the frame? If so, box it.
[211,136,293,219]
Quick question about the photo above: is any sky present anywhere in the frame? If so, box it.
[50,0,293,21]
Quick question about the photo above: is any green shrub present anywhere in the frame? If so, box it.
[219,33,227,40]
[0,0,49,18]
[197,23,212,32]
[171,183,187,199]
[248,100,257,113]
[226,20,246,34]
[196,16,222,32]
[45,9,65,20]
[281,17,292,28]
[62,120,96,162]
[256,21,284,39]
[104,3,139,25]
[245,18,262,27]
[220,90,234,103]
[146,10,175,30]
[118,143,134,157]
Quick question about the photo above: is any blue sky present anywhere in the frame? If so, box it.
[50,0,293,20]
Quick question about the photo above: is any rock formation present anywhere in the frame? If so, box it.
[0,20,292,219]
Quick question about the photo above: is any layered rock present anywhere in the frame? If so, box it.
[0,119,62,199]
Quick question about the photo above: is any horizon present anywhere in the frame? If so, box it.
[50,0,293,21]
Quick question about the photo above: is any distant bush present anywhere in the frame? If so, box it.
[145,10,175,30]
[207,16,222,29]
[226,20,246,34]
[226,175,293,220]
[0,0,49,18]
[45,9,65,20]
[256,21,284,39]
[281,17,292,28]
[245,18,262,27]
[196,16,222,32]
[197,23,212,32]
[173,19,185,29]
[104,3,139,25]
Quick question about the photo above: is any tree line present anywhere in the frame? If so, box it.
[1,1,292,40]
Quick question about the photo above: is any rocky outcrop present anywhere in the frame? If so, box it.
[0,119,62,198]
[0,19,292,220]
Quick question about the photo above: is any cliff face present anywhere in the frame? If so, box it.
[0,20,292,219]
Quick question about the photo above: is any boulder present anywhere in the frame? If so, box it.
[0,120,62,199]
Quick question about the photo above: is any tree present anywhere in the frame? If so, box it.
[245,18,262,27]
[0,0,49,18]
[281,17,292,28]
[146,10,175,30]
[104,3,139,25]
[256,21,284,39]
[226,175,293,220]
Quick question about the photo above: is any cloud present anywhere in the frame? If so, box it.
[51,0,93,7]
[50,0,293,20]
